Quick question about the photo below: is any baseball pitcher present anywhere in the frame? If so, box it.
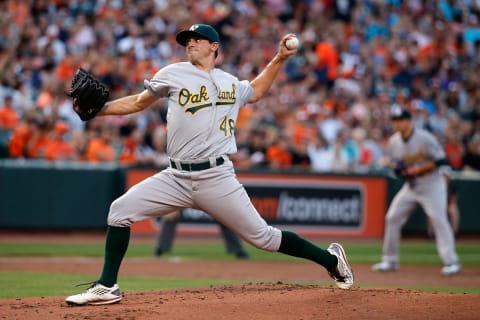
[65,24,353,306]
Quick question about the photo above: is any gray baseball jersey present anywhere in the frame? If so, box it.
[382,128,459,266]
[108,62,283,252]
[386,128,446,187]
[144,62,252,160]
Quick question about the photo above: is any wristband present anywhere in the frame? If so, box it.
[406,166,416,176]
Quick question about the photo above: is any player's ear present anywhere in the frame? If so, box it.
[211,42,219,55]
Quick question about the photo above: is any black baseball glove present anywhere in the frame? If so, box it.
[66,68,110,121]
[392,160,409,178]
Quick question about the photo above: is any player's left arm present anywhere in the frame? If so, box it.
[249,34,297,103]
[99,90,157,116]
[99,67,170,116]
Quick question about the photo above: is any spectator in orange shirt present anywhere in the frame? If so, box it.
[9,112,50,159]
[315,37,339,88]
[85,125,116,163]
[0,95,19,130]
[118,129,146,165]
[0,95,19,158]
[266,134,293,169]
[24,115,51,159]
[444,129,464,170]
[45,121,77,161]
[7,125,29,158]
[118,137,137,165]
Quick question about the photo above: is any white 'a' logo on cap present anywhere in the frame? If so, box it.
[190,25,199,31]
[391,103,402,117]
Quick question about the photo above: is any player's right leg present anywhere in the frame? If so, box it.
[372,187,416,272]
[66,169,192,305]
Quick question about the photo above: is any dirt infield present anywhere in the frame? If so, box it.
[0,282,478,320]
[0,233,479,319]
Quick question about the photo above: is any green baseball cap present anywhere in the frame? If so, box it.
[176,24,220,46]
[390,104,412,120]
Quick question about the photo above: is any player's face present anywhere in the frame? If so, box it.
[185,37,215,62]
[391,119,412,137]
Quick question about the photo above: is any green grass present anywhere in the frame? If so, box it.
[0,271,240,299]
[0,239,479,298]
[1,240,478,266]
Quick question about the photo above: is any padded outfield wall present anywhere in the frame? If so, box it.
[0,160,478,237]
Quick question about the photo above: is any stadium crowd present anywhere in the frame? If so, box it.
[1,0,480,173]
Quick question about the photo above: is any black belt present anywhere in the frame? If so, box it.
[170,157,225,171]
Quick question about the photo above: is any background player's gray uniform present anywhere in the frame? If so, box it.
[108,62,283,251]
[382,128,459,266]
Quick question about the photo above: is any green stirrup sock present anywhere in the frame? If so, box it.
[278,230,337,270]
[99,226,130,287]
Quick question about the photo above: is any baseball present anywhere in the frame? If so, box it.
[285,37,299,50]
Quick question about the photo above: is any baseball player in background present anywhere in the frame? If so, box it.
[154,210,250,259]
[372,105,461,276]
[65,24,353,306]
